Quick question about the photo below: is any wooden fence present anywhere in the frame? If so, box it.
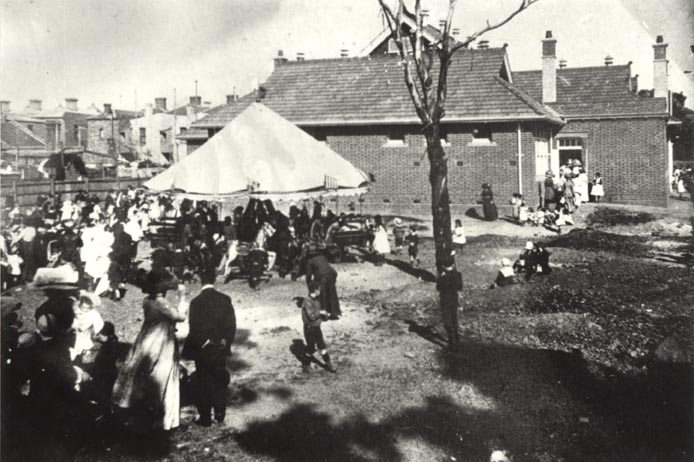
[1,177,147,207]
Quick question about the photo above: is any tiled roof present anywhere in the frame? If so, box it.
[196,48,563,128]
[168,104,217,116]
[1,119,46,149]
[194,92,257,128]
[34,105,92,118]
[512,65,667,117]
[176,127,210,140]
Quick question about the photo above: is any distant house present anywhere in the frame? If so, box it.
[130,96,213,164]
[186,28,674,210]
[33,98,93,151]
[86,104,141,160]
[0,111,50,172]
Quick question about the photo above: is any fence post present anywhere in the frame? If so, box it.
[85,177,89,193]
[12,180,17,206]
[50,178,56,195]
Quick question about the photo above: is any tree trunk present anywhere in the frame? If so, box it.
[425,125,453,273]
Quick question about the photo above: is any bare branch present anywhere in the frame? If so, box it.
[451,0,540,53]
[378,0,431,124]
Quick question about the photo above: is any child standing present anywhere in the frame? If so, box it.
[518,201,529,226]
[392,218,406,255]
[405,225,420,266]
[452,219,466,253]
[591,172,604,203]
[510,193,521,220]
[301,281,336,373]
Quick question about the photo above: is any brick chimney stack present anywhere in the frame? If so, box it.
[226,94,236,104]
[340,49,349,58]
[154,97,167,111]
[653,35,669,100]
[542,30,557,104]
[65,97,78,111]
[478,40,489,49]
[103,103,113,115]
[189,96,202,106]
[559,59,567,69]
[604,55,614,66]
[274,49,288,68]
[28,99,42,112]
[296,52,305,61]
[0,101,9,113]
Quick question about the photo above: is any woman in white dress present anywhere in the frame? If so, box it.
[591,172,604,203]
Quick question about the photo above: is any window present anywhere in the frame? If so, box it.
[120,131,126,142]
[384,126,407,147]
[470,125,493,145]
[179,127,188,134]
[139,127,146,145]
[99,128,104,139]
[558,138,582,148]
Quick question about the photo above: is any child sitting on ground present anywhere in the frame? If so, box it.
[405,225,420,266]
[534,207,545,227]
[489,258,519,288]
[301,281,336,373]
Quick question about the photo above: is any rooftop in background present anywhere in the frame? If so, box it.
[513,65,667,117]
[87,109,144,120]
[1,118,47,149]
[196,48,564,128]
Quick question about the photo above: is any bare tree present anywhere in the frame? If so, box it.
[377,0,539,271]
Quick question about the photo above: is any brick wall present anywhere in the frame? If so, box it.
[322,122,539,215]
[87,117,135,156]
[561,117,668,207]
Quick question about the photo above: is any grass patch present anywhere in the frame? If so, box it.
[586,207,656,227]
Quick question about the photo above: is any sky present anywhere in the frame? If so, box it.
[1,0,693,113]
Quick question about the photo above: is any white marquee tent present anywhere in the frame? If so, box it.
[144,103,369,201]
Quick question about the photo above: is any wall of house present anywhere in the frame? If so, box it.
[62,112,89,147]
[321,122,538,216]
[87,118,135,155]
[560,117,668,207]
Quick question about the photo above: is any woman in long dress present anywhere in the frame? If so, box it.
[481,183,498,221]
[112,269,187,442]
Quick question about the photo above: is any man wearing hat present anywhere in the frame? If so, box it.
[436,256,463,347]
[392,218,406,255]
[183,272,236,426]
[305,250,341,320]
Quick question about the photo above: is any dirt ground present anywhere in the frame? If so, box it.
[9,200,694,462]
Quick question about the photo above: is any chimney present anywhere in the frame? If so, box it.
[340,48,349,58]
[452,28,460,36]
[604,55,614,66]
[28,99,42,112]
[421,9,430,18]
[189,96,202,106]
[478,40,489,49]
[103,103,113,115]
[154,97,167,111]
[559,59,567,69]
[653,35,669,100]
[65,97,78,111]
[296,52,305,61]
[542,30,557,104]
[1,100,10,113]
[274,49,288,68]
[439,20,447,30]
[226,94,235,104]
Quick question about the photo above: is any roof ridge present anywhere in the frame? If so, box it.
[493,75,564,121]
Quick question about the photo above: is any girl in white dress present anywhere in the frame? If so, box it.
[591,172,604,202]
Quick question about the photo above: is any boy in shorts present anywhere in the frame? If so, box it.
[301,281,336,373]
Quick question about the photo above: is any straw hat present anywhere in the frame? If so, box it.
[525,241,534,250]
[30,265,80,291]
[501,258,512,267]
[393,217,403,226]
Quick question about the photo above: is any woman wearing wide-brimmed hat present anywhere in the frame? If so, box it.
[112,269,187,446]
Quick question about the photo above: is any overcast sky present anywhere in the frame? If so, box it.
[1,0,693,112]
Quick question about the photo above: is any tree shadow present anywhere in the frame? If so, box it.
[383,258,436,283]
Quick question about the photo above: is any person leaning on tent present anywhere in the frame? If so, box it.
[436,255,463,348]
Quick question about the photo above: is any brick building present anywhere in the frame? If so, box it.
[34,98,92,151]
[185,30,672,212]
[86,104,141,159]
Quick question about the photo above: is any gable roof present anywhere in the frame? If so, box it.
[196,48,563,129]
[513,65,667,118]
[1,119,47,149]
[87,109,143,120]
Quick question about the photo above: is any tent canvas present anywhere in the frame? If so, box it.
[144,103,369,200]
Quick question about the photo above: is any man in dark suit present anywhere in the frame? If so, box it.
[183,272,236,426]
